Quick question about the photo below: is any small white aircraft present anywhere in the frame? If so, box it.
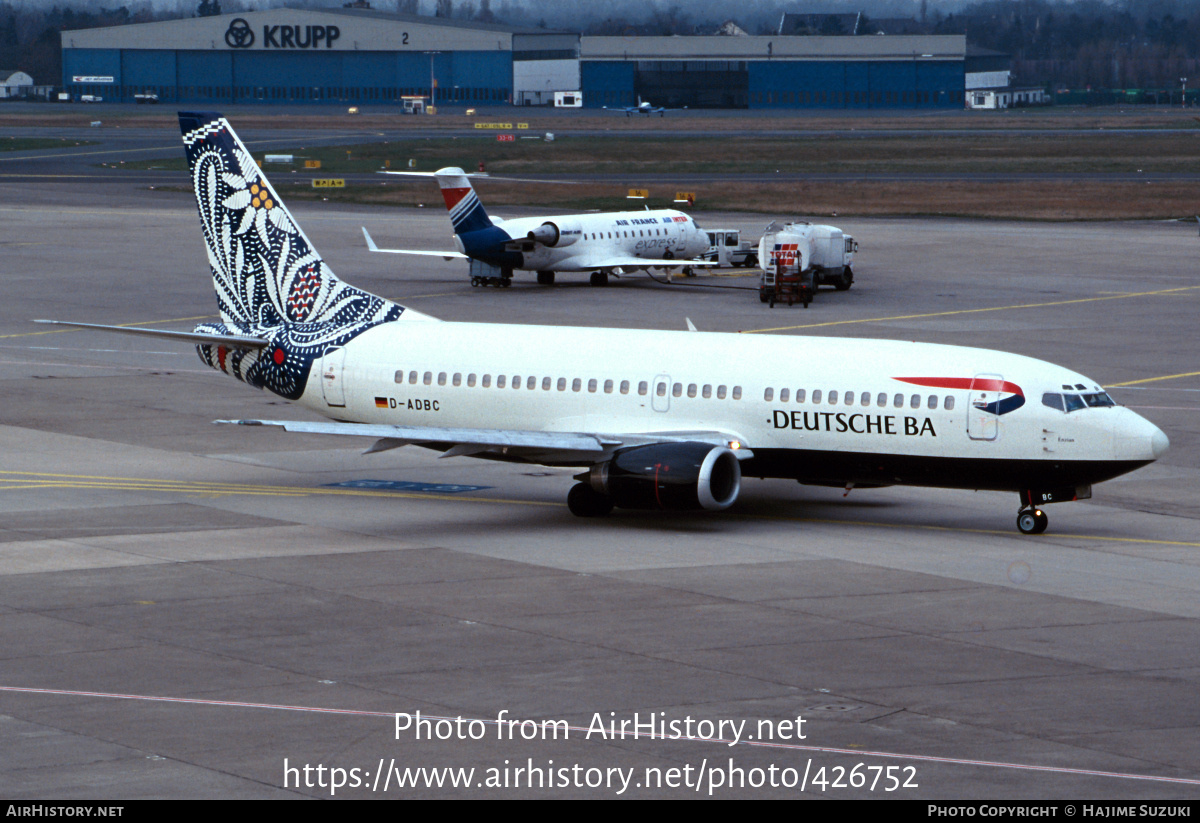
[363,167,713,286]
[37,113,1169,535]
[604,97,686,117]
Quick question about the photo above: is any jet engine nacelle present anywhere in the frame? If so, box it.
[585,442,741,511]
[527,219,582,248]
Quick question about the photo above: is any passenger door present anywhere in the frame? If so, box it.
[967,373,1002,441]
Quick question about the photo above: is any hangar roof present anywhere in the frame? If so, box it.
[581,34,966,62]
[62,8,571,53]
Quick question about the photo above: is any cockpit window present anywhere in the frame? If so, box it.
[1044,391,1115,412]
[1041,393,1065,412]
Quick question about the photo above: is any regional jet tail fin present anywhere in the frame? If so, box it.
[361,227,467,260]
[378,167,493,235]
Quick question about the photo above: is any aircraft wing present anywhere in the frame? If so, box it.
[216,419,752,462]
[583,256,721,271]
[362,227,467,260]
[32,320,270,349]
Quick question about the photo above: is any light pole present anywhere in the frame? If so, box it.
[425,51,441,114]
[1182,77,1188,108]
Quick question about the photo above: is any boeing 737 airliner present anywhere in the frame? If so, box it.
[37,113,1169,535]
[363,167,713,286]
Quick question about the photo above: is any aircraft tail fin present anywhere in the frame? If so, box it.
[178,112,406,400]
[178,111,402,331]
[432,167,493,235]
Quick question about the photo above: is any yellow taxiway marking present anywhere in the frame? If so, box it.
[1107,370,1200,387]
[3,469,1196,548]
[741,285,1200,334]
[0,315,215,340]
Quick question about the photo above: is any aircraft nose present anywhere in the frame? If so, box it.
[1151,427,1169,459]
[1113,411,1168,461]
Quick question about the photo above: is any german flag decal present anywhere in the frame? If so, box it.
[375,397,389,409]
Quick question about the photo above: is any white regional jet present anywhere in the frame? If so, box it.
[37,113,1169,535]
[362,166,713,286]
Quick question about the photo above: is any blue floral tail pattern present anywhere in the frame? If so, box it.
[178,112,404,400]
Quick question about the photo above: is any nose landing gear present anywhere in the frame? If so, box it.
[1016,507,1049,535]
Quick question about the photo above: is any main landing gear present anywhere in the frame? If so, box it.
[537,270,555,285]
[589,271,609,287]
[1016,506,1049,535]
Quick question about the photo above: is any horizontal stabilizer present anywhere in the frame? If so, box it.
[361,227,466,260]
[33,320,270,349]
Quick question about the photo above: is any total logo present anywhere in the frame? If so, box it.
[224,18,342,50]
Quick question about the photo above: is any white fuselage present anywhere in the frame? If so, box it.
[481,209,710,271]
[301,319,1165,490]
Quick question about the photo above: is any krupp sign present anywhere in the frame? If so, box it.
[225,17,342,49]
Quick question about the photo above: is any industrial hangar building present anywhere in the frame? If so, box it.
[61,8,966,110]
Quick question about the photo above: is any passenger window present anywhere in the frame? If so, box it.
[861,392,871,406]
[467,373,476,387]
[542,376,552,390]
[910,394,920,408]
[703,384,712,399]
[845,391,853,406]
[604,379,613,393]
[572,378,582,392]
[828,390,838,404]
[780,388,789,402]
[656,382,667,397]
[812,389,822,404]
[496,375,506,389]
[512,375,520,389]
[409,371,418,385]
[717,385,727,399]
[732,386,742,400]
[764,387,774,401]
[893,393,903,408]
[438,372,447,386]
[945,396,955,411]
[482,374,491,388]
[620,380,630,395]
[394,370,404,384]
[687,383,697,398]
[423,371,432,386]
[527,376,536,390]
[927,395,938,409]
[877,392,887,407]
[638,381,648,396]
[588,378,598,393]
[672,383,682,397]
[453,373,462,386]
[796,389,806,403]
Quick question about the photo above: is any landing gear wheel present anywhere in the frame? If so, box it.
[567,483,614,517]
[470,277,480,287]
[537,270,555,286]
[745,254,757,269]
[759,289,769,303]
[501,278,511,288]
[1016,508,1048,535]
[590,271,608,287]
[663,249,674,260]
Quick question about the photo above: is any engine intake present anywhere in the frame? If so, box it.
[527,219,581,248]
[584,442,741,511]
